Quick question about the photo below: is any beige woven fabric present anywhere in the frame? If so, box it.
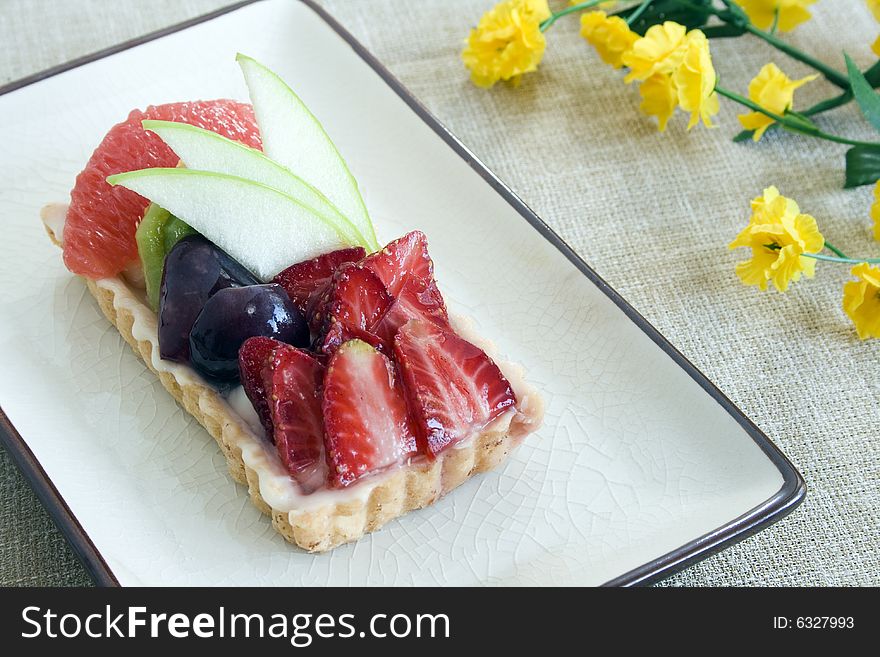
[1,0,878,586]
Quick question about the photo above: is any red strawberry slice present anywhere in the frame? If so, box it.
[238,336,280,439]
[320,321,386,358]
[314,263,392,355]
[264,343,327,490]
[374,276,449,347]
[362,231,434,298]
[394,320,517,457]
[272,246,366,318]
[323,340,417,487]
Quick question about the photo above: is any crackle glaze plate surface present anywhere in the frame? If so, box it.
[0,0,803,586]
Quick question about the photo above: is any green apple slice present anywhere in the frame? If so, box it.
[237,53,379,250]
[107,168,350,281]
[142,119,370,248]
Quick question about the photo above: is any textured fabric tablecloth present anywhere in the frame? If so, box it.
[1,0,878,586]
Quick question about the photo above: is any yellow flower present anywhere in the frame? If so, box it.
[738,0,816,33]
[738,63,818,141]
[870,181,880,241]
[638,74,678,131]
[579,11,639,69]
[672,30,719,129]
[729,186,824,292]
[867,1,880,54]
[621,23,718,130]
[622,21,689,83]
[843,263,880,339]
[462,0,552,88]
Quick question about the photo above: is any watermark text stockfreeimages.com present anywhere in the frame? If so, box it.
[21,606,450,646]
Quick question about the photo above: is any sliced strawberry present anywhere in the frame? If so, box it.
[264,343,327,490]
[394,320,517,457]
[314,263,392,355]
[362,231,434,297]
[320,320,386,358]
[374,276,449,347]
[307,278,336,334]
[238,336,281,439]
[323,340,417,487]
[272,246,366,317]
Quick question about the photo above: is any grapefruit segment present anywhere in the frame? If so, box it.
[62,100,261,280]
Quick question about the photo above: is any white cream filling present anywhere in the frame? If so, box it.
[44,203,540,515]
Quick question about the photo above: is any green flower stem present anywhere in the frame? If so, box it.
[625,0,654,26]
[540,0,605,32]
[733,89,854,142]
[715,85,880,148]
[802,253,880,265]
[769,6,780,35]
[799,241,880,265]
[741,23,850,90]
[770,241,876,264]
[822,240,850,259]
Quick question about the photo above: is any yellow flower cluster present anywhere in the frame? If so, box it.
[731,187,880,340]
[463,4,718,131]
[844,264,880,340]
[729,187,823,292]
[738,63,817,141]
[579,11,637,69]
[621,22,719,131]
[840,177,880,338]
[462,0,552,88]
[461,2,880,340]
[738,0,816,33]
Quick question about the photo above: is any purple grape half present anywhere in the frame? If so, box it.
[158,235,260,363]
[189,284,309,382]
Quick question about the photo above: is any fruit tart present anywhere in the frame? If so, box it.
[41,54,543,551]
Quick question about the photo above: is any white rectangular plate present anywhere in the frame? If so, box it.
[0,0,803,586]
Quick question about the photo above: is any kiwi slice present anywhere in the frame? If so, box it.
[136,203,197,311]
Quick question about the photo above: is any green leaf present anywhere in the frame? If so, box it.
[701,24,747,39]
[732,129,756,143]
[614,0,713,35]
[845,145,880,188]
[863,60,880,87]
[845,53,880,135]
[806,89,853,115]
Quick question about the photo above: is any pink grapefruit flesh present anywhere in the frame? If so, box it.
[62,100,262,279]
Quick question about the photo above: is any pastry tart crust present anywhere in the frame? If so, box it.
[43,205,544,552]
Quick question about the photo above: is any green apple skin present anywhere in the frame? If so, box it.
[142,119,369,248]
[237,53,379,251]
[109,168,351,281]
